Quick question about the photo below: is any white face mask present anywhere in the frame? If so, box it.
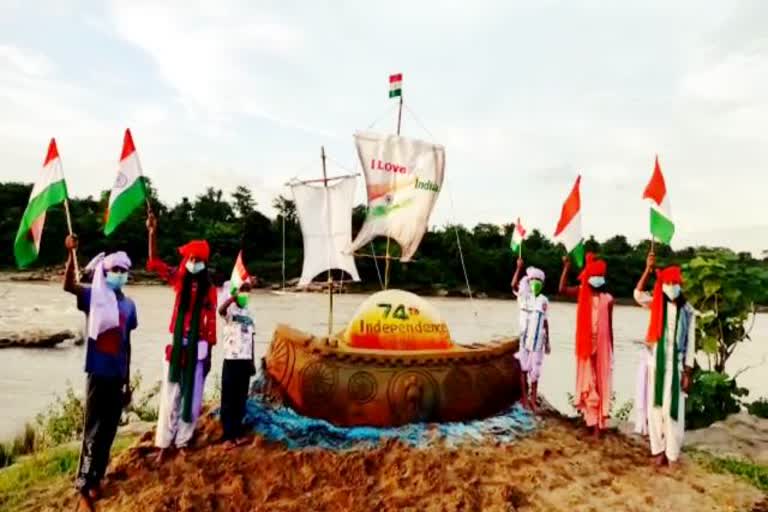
[185,261,206,274]
[588,276,605,288]
[663,284,681,300]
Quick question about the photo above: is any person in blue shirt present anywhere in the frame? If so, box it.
[64,235,137,511]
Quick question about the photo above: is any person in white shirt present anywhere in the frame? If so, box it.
[634,251,695,467]
[510,258,551,412]
[218,280,256,447]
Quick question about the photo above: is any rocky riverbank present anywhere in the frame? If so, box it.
[0,329,82,349]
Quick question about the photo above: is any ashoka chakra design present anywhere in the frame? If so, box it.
[300,361,338,406]
[268,337,294,385]
[348,371,377,404]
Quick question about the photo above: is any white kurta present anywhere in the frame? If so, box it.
[634,290,696,461]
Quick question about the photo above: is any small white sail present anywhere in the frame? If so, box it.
[348,131,445,261]
[291,176,361,286]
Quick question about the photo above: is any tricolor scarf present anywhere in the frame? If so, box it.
[575,253,606,359]
[645,266,686,421]
[168,240,211,423]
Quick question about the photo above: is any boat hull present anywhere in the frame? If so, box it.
[265,324,522,427]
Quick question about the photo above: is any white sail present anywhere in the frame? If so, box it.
[291,176,361,286]
[348,131,445,261]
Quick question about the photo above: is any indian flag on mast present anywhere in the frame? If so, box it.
[510,217,526,255]
[104,129,148,235]
[554,175,585,268]
[230,250,251,295]
[642,156,675,245]
[389,73,402,98]
[13,139,69,268]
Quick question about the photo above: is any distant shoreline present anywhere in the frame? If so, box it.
[2,269,766,311]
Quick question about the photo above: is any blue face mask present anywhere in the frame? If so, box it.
[588,276,605,288]
[105,271,128,290]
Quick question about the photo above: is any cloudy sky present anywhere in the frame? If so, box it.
[1,1,766,252]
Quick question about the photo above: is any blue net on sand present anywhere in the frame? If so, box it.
[241,376,537,450]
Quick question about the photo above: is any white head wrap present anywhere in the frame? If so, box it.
[84,252,132,340]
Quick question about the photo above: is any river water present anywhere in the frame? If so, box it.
[0,282,766,440]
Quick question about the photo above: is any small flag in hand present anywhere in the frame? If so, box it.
[554,175,585,268]
[642,156,675,245]
[510,217,526,253]
[230,250,251,295]
[389,73,402,98]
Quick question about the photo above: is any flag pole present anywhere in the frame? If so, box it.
[62,197,80,279]
[321,146,334,338]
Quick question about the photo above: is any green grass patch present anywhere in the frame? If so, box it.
[690,450,768,493]
[0,435,135,512]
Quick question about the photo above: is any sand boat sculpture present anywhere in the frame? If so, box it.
[266,80,521,427]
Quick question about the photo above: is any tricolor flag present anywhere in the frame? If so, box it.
[104,129,148,235]
[510,217,526,254]
[642,156,674,245]
[554,175,585,267]
[389,73,402,98]
[13,139,69,268]
[230,250,251,295]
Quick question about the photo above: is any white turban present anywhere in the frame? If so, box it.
[84,251,131,341]
[526,266,545,282]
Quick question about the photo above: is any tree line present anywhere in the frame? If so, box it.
[1,180,766,303]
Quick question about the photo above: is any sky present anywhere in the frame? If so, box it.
[1,1,767,253]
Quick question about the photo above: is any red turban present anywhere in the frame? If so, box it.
[646,265,683,344]
[575,253,607,359]
[178,240,210,262]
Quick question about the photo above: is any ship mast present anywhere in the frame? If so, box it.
[383,93,403,290]
[321,146,334,337]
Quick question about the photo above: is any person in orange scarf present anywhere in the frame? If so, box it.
[559,252,614,438]
[146,213,218,463]
[634,252,695,466]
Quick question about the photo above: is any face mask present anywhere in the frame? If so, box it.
[235,293,249,308]
[663,284,681,300]
[105,272,128,290]
[530,280,543,297]
[588,276,605,288]
[185,261,206,274]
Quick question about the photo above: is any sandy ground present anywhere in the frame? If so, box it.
[14,412,766,512]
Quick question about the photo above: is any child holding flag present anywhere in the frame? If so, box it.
[217,252,256,445]
[510,257,550,412]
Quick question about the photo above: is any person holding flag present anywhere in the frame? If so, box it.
[510,256,550,412]
[63,236,137,511]
[634,252,695,466]
[217,251,256,446]
[555,176,614,437]
[146,212,218,462]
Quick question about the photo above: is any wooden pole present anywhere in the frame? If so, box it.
[383,93,404,290]
[321,146,333,337]
[62,198,80,279]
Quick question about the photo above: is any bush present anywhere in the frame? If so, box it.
[687,370,748,430]
[35,383,85,447]
[124,372,160,423]
[747,398,768,419]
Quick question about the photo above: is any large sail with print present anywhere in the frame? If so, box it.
[348,131,445,261]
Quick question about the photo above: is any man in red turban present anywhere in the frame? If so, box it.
[559,252,615,438]
[635,252,695,467]
[146,213,218,463]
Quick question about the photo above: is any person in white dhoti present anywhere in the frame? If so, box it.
[146,213,218,463]
[511,258,550,412]
[634,252,695,466]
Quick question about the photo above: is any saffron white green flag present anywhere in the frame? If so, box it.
[347,132,445,262]
[230,250,251,294]
[14,139,69,268]
[510,217,526,253]
[104,128,147,235]
[389,73,402,98]
[642,156,675,245]
[554,175,585,268]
